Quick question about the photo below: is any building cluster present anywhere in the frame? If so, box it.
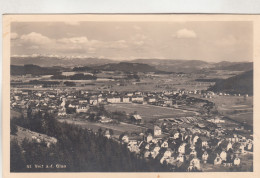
[116,125,253,171]
[10,87,253,171]
[10,88,211,118]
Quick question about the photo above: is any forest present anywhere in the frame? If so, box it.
[10,111,172,172]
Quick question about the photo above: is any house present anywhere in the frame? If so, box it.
[131,114,142,123]
[163,148,173,158]
[99,116,113,123]
[145,143,151,150]
[154,125,162,136]
[127,93,134,97]
[190,144,196,151]
[107,97,121,103]
[209,116,225,123]
[192,135,200,144]
[161,140,169,148]
[119,134,129,143]
[201,137,209,148]
[233,142,245,154]
[220,140,233,151]
[187,156,201,171]
[104,130,111,139]
[164,157,176,165]
[132,96,144,103]
[233,157,241,166]
[128,144,140,153]
[152,138,159,144]
[246,143,253,151]
[202,151,209,163]
[178,143,186,154]
[150,145,161,158]
[144,150,151,158]
[146,134,153,143]
[79,100,88,104]
[76,106,89,113]
[173,132,180,139]
[58,108,67,116]
[220,151,227,161]
[190,150,197,157]
[157,148,174,164]
[98,97,104,103]
[60,98,66,107]
[89,99,98,105]
[122,97,130,103]
[148,98,156,103]
[214,154,222,165]
[176,153,185,163]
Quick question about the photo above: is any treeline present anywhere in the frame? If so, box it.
[51,73,97,80]
[11,80,60,88]
[195,78,221,82]
[11,65,61,76]
[11,112,172,172]
[208,70,253,95]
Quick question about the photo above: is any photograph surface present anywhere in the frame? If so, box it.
[6,15,254,173]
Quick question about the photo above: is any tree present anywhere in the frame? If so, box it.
[109,129,114,136]
[10,119,18,135]
[10,140,25,172]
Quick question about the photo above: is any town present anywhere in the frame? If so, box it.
[10,72,253,171]
[9,19,254,172]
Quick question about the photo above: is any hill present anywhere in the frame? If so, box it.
[11,56,115,67]
[93,62,159,73]
[130,59,211,73]
[211,62,253,71]
[11,112,172,172]
[208,70,253,95]
[11,64,61,76]
[11,55,253,73]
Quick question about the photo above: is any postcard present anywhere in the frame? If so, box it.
[2,14,260,178]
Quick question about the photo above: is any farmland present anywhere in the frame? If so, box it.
[105,103,197,122]
[58,119,146,138]
[206,95,253,127]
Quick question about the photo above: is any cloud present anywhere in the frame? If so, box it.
[15,31,130,55]
[131,34,147,41]
[87,47,96,53]
[11,33,18,40]
[20,32,52,44]
[134,41,144,46]
[64,21,80,26]
[28,45,40,50]
[215,35,238,46]
[57,36,88,44]
[106,40,128,49]
[174,28,197,39]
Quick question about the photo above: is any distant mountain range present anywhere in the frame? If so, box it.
[93,62,158,73]
[208,70,253,95]
[210,61,253,71]
[11,56,113,67]
[11,56,253,73]
[11,62,160,75]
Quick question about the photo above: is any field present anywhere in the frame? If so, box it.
[11,126,57,145]
[58,119,146,138]
[206,95,253,127]
[105,103,197,122]
[201,152,253,172]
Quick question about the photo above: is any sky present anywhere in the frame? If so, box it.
[11,21,253,62]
